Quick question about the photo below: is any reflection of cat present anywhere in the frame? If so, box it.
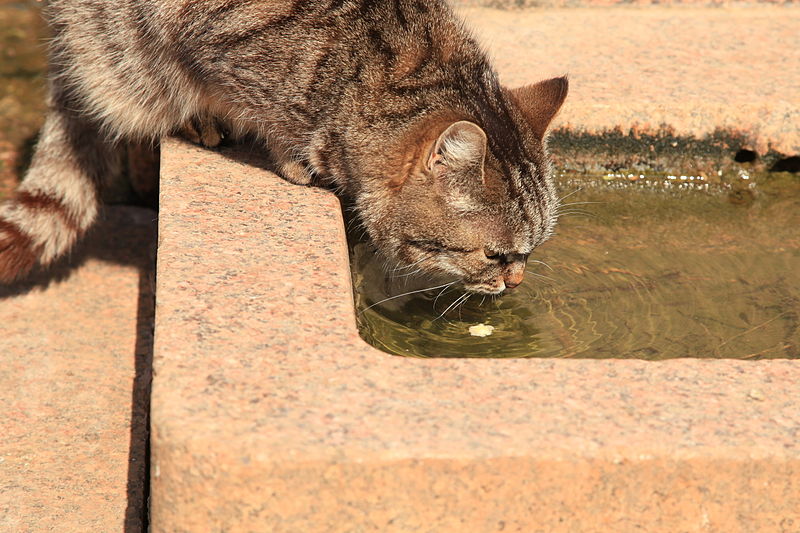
[0,0,567,294]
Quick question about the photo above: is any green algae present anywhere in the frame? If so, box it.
[548,126,790,178]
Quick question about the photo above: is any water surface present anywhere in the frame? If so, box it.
[351,171,799,359]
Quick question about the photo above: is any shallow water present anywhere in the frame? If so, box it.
[351,171,800,359]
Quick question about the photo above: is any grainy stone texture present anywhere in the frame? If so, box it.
[451,0,796,9]
[457,6,800,155]
[0,207,156,533]
[151,139,800,532]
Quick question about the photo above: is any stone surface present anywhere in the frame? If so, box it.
[458,6,800,155]
[451,0,794,6]
[0,206,156,533]
[151,139,800,532]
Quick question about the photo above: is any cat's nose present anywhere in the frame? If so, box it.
[504,270,524,289]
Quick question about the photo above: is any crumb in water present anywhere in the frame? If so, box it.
[468,323,495,337]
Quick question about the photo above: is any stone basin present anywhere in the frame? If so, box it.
[150,138,800,531]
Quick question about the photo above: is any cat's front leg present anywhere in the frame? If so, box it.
[269,140,314,186]
[276,159,314,186]
[178,115,228,148]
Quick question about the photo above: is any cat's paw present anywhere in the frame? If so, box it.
[278,160,314,185]
[179,116,227,148]
[0,215,37,284]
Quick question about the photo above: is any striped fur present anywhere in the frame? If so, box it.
[0,0,567,293]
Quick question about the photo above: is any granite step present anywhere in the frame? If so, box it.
[5,4,798,531]
[458,6,800,158]
[0,207,156,532]
[149,6,799,531]
[150,138,799,532]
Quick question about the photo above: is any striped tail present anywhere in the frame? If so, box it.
[0,106,120,283]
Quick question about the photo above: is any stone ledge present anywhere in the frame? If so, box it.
[150,139,799,531]
[460,6,800,158]
[451,0,797,9]
[0,206,155,532]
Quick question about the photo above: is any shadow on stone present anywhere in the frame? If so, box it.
[125,260,155,533]
[771,155,800,173]
[734,148,758,163]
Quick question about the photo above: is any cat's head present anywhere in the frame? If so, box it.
[363,76,568,295]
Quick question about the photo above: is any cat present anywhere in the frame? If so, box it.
[0,0,567,295]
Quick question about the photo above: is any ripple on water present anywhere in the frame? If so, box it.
[351,172,800,360]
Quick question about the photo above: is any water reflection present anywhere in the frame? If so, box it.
[351,172,800,359]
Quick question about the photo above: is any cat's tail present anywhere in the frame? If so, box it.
[0,105,121,283]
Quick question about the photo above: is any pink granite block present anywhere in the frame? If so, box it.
[0,207,156,532]
[451,0,795,5]
[459,6,800,155]
[151,139,799,531]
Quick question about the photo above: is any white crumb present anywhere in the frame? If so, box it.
[468,323,495,337]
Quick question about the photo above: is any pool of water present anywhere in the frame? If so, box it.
[351,170,800,359]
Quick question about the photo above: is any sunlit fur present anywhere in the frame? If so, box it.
[0,0,567,292]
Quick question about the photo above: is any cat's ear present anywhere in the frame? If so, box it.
[507,76,568,139]
[427,121,487,178]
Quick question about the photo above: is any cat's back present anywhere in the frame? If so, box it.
[45,0,480,141]
[45,0,311,136]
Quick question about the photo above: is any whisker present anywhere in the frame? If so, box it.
[558,210,592,215]
[558,209,593,215]
[433,282,458,308]
[457,294,472,320]
[559,200,603,207]
[395,268,423,279]
[557,208,589,216]
[529,272,556,284]
[528,259,553,271]
[359,281,457,314]
[434,292,469,321]
[391,256,428,273]
[447,293,470,319]
[391,260,430,278]
[557,188,583,202]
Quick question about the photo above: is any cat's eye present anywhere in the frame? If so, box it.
[408,239,447,253]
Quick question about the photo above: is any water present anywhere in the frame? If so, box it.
[351,170,800,359]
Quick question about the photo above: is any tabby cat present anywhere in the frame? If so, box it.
[0,0,567,295]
